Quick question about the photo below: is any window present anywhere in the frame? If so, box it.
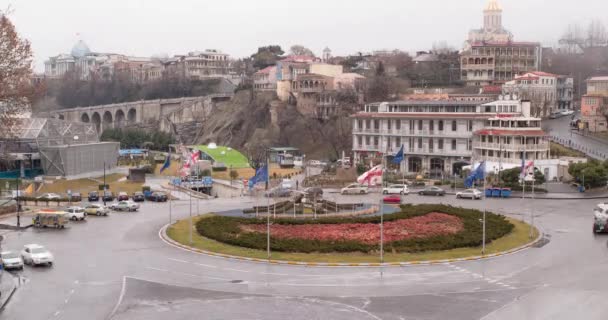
[357,136,362,146]
[409,120,414,131]
[365,136,370,145]
[451,139,457,150]
[429,139,434,150]
[438,139,443,150]
[429,120,434,131]
[357,120,362,129]
[374,120,380,130]
[468,139,472,151]
[396,120,401,130]
[418,120,423,131]
[467,120,473,132]
[418,138,422,149]
[452,120,457,131]
[387,120,392,130]
[396,137,401,148]
[438,120,444,131]
[374,137,379,146]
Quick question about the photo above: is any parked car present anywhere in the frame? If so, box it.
[418,186,446,196]
[308,160,321,166]
[37,193,61,200]
[117,192,129,201]
[70,192,82,202]
[281,179,294,190]
[561,109,575,116]
[456,188,483,200]
[1,251,24,270]
[341,183,368,195]
[84,203,109,216]
[102,191,114,202]
[549,111,563,119]
[265,187,292,198]
[383,194,402,204]
[110,200,140,212]
[304,187,323,198]
[64,206,86,221]
[21,244,54,267]
[147,192,168,202]
[132,192,145,202]
[88,191,99,202]
[382,184,409,195]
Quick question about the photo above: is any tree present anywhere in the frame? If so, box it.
[229,169,239,183]
[568,160,608,188]
[0,13,40,134]
[244,140,269,170]
[251,45,284,70]
[289,45,315,57]
[587,20,608,48]
[375,61,385,76]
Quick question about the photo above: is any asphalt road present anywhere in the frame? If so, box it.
[1,192,608,320]
[543,114,608,160]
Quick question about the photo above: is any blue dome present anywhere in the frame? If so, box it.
[71,40,91,58]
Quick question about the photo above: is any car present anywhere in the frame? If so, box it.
[64,206,86,220]
[37,193,61,200]
[561,109,575,116]
[132,192,145,202]
[111,200,140,212]
[84,203,109,216]
[281,179,294,190]
[147,192,168,202]
[341,183,368,195]
[549,111,563,119]
[70,192,82,202]
[308,160,321,167]
[1,251,24,270]
[383,194,402,204]
[304,187,323,198]
[456,188,483,200]
[102,191,114,202]
[88,191,99,202]
[265,187,292,198]
[21,244,54,267]
[117,192,129,201]
[418,186,446,196]
[382,184,409,195]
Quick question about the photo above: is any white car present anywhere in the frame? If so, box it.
[21,244,54,266]
[560,109,575,116]
[65,206,86,221]
[1,251,24,270]
[308,160,321,166]
[111,200,140,212]
[37,193,61,200]
[341,183,368,195]
[456,188,483,200]
[382,184,409,195]
[84,203,109,216]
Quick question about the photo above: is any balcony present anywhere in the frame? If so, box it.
[473,142,549,151]
[353,129,473,138]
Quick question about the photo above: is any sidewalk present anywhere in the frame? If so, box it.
[0,272,17,310]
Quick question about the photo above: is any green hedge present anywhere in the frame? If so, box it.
[196,204,514,254]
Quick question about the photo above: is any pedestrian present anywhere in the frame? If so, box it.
[296,179,299,190]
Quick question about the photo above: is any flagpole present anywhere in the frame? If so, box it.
[482,164,486,255]
[266,149,271,260]
[530,170,535,239]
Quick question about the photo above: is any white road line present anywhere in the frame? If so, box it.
[145,266,168,272]
[145,266,230,281]
[168,258,189,263]
[261,272,290,276]
[108,276,128,319]
[224,268,250,273]
[54,311,61,317]
[195,262,217,268]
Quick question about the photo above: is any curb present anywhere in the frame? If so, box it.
[159,221,544,268]
[0,273,18,311]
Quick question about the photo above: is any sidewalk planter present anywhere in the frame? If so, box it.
[485,188,493,197]
[491,188,501,198]
[501,188,512,198]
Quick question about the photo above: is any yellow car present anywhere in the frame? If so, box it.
[84,204,109,216]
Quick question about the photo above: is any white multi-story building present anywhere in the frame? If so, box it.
[351,96,531,177]
[502,71,574,116]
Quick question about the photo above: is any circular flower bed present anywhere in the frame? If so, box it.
[196,204,514,254]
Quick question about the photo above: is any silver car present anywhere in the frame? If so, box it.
[1,251,24,270]
[456,188,483,200]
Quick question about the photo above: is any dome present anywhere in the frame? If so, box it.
[484,0,501,11]
[71,40,92,58]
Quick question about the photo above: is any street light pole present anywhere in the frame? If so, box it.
[16,177,20,228]
[103,161,107,206]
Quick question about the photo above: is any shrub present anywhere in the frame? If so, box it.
[196,204,514,254]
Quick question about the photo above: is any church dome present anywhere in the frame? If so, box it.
[71,40,92,58]
[484,0,501,11]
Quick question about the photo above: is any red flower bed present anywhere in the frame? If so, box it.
[240,212,463,244]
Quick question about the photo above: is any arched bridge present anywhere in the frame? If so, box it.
[49,94,233,133]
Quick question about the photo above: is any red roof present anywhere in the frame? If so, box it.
[474,129,546,137]
[529,71,558,77]
[482,85,502,94]
[514,76,540,81]
[471,41,540,47]
[255,66,274,74]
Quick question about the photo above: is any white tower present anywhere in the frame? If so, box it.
[483,0,502,32]
[322,47,332,62]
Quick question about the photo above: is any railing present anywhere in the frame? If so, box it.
[472,142,549,151]
[353,129,472,138]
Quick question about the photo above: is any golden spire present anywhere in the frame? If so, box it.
[484,0,502,11]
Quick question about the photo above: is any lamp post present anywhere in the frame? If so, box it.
[103,161,106,206]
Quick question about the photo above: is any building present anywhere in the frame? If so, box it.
[502,71,574,116]
[293,73,335,115]
[460,0,541,86]
[351,95,529,177]
[581,76,608,132]
[253,66,277,91]
[181,49,231,80]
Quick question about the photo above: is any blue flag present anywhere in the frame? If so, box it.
[392,144,404,164]
[465,161,486,188]
[160,154,171,173]
[248,164,268,190]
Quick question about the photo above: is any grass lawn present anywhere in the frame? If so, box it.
[39,174,145,195]
[550,142,585,158]
[212,166,302,181]
[166,215,537,263]
[196,145,250,169]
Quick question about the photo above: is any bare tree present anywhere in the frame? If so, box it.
[289,45,315,57]
[587,19,608,48]
[0,12,40,135]
[244,140,269,170]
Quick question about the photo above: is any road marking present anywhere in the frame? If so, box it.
[261,272,290,276]
[224,268,250,273]
[168,258,189,263]
[109,276,128,319]
[54,311,61,317]
[195,262,217,268]
[145,266,231,281]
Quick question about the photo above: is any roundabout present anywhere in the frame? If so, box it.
[1,193,608,320]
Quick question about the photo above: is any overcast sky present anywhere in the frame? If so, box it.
[3,0,607,71]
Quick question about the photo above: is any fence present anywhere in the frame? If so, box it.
[549,136,608,161]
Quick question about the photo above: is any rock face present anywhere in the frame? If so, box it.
[193,90,353,160]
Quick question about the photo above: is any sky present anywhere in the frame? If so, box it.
[3,0,607,71]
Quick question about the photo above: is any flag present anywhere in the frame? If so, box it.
[519,156,526,179]
[392,145,404,164]
[465,161,485,188]
[160,154,171,173]
[357,165,383,185]
[248,164,268,190]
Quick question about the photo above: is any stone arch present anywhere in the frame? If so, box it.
[91,112,101,133]
[102,111,113,131]
[81,113,90,123]
[481,58,487,64]
[474,58,481,64]
[127,108,136,123]
[468,58,474,64]
[115,109,126,128]
[462,58,468,65]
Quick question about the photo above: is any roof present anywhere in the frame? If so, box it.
[371,100,483,106]
[474,129,546,136]
[470,41,540,47]
[281,55,316,63]
[514,76,540,81]
[482,86,502,94]
[587,76,608,82]
[353,113,504,119]
[270,147,300,152]
[195,145,250,169]
[254,66,275,74]
[484,0,502,11]
[528,71,559,77]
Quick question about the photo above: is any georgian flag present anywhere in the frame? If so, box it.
[357,165,383,185]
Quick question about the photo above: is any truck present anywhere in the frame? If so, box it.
[593,203,608,233]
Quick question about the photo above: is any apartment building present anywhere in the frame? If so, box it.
[503,71,574,116]
[351,96,527,177]
[581,76,608,132]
